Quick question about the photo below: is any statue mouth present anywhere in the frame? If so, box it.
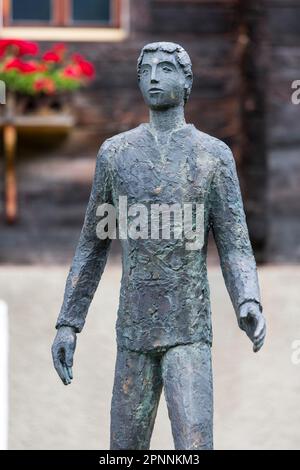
[149,88,163,93]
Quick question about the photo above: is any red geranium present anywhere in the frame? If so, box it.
[0,39,39,57]
[34,77,56,94]
[72,54,95,78]
[53,43,67,57]
[29,61,48,73]
[43,44,67,63]
[4,58,40,73]
[63,64,82,79]
[0,39,95,95]
[43,51,61,63]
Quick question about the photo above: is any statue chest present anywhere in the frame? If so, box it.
[111,141,214,206]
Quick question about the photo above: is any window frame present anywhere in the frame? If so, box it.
[3,0,121,28]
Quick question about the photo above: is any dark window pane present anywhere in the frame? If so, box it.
[72,0,111,23]
[12,0,51,22]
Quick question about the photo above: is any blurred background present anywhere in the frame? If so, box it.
[0,0,300,450]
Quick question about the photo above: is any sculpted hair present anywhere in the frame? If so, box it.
[137,42,193,104]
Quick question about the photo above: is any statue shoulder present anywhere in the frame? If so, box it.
[97,125,145,172]
[101,124,145,152]
[191,127,234,165]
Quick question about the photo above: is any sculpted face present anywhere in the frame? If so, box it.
[139,50,188,110]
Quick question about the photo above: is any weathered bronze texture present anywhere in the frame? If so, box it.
[52,42,266,450]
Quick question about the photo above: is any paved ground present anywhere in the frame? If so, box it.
[1,262,300,450]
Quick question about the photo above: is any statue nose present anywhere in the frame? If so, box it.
[151,70,159,83]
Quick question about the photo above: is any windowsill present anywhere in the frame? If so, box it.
[0,26,128,42]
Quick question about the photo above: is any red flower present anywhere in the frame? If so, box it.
[19,41,39,56]
[4,58,39,73]
[72,53,85,63]
[63,64,82,79]
[29,61,48,72]
[72,54,95,78]
[4,58,18,70]
[0,39,39,57]
[53,43,66,57]
[78,60,95,78]
[43,51,61,63]
[34,77,56,94]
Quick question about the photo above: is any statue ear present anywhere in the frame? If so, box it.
[184,76,193,101]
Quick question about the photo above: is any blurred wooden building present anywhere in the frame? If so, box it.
[0,0,299,263]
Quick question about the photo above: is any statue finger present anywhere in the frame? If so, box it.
[256,324,266,342]
[65,345,74,368]
[62,364,71,385]
[253,336,265,353]
[254,316,265,339]
[66,366,73,381]
[54,359,69,385]
[239,316,249,332]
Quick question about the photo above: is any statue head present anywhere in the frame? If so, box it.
[137,42,193,110]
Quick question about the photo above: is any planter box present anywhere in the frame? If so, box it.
[0,92,75,223]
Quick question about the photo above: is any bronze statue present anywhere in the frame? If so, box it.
[52,42,266,450]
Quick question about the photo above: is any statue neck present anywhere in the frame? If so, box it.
[148,105,186,134]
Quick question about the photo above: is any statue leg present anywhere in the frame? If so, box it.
[110,346,163,450]
[161,341,213,450]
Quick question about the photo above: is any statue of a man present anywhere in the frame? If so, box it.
[52,42,266,450]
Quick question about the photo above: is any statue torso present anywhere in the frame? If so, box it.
[106,123,218,351]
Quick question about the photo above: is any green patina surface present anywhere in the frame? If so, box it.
[52,42,264,450]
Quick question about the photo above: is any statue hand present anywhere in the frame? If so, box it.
[52,326,77,385]
[238,302,266,353]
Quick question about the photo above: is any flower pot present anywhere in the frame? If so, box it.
[4,91,73,119]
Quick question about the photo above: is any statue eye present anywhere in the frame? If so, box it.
[162,66,172,73]
[142,69,149,75]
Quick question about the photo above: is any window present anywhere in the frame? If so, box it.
[11,0,51,22]
[3,0,121,27]
[73,0,110,23]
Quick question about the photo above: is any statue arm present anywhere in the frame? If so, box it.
[55,140,113,333]
[209,143,262,318]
